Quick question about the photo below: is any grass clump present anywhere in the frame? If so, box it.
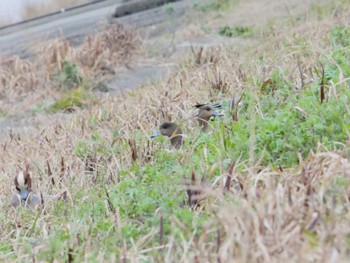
[253,87,348,166]
[50,86,91,112]
[53,60,83,91]
[322,26,350,84]
[0,25,141,114]
[331,25,350,47]
[219,25,253,37]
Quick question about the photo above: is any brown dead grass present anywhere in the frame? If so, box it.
[0,24,141,115]
[1,45,350,260]
[1,1,350,262]
[38,24,141,79]
[176,150,350,262]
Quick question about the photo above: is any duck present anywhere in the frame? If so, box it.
[11,166,66,209]
[151,122,184,149]
[194,102,224,131]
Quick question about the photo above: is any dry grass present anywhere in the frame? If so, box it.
[0,41,349,261]
[38,24,141,80]
[0,24,141,114]
[1,0,350,262]
[178,150,350,262]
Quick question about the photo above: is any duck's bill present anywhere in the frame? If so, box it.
[20,189,29,201]
[213,111,224,117]
[151,130,160,139]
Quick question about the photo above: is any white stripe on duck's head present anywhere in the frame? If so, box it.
[14,165,32,201]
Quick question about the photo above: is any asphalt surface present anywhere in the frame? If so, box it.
[0,0,184,57]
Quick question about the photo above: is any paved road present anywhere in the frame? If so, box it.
[0,0,184,57]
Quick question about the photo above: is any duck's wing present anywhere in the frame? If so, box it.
[11,193,21,208]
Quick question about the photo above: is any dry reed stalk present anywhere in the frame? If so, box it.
[0,24,142,112]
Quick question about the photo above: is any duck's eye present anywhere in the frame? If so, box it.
[162,124,169,129]
[206,108,211,111]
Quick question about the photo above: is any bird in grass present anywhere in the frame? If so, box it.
[151,122,184,149]
[194,102,224,131]
[11,166,38,208]
[11,165,66,209]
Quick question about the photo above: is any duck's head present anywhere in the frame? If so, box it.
[14,167,32,201]
[195,103,224,130]
[151,122,184,148]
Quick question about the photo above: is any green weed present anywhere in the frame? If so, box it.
[53,61,83,91]
[219,25,253,37]
[197,0,239,12]
[50,87,91,112]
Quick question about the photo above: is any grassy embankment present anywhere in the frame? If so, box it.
[1,0,350,262]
